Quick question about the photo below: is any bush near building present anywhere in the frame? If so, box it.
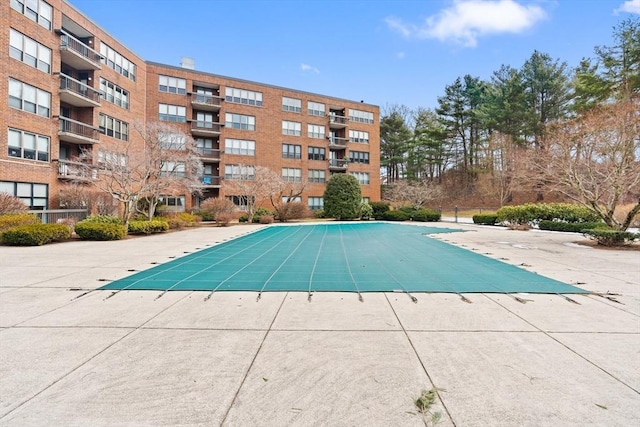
[323,174,362,220]
[74,220,127,241]
[2,224,71,246]
[472,214,498,225]
[497,203,601,227]
[127,220,170,235]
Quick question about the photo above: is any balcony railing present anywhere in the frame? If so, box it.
[190,93,223,110]
[58,30,102,70]
[59,73,101,107]
[196,147,221,159]
[328,136,349,148]
[191,121,223,135]
[328,114,348,128]
[200,175,221,186]
[58,117,100,144]
[57,159,97,181]
[329,159,349,170]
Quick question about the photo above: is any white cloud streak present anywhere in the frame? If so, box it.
[615,0,640,14]
[300,63,320,74]
[385,0,547,47]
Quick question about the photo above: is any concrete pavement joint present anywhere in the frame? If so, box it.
[482,293,640,395]
[383,293,457,427]
[0,290,194,421]
[219,292,289,426]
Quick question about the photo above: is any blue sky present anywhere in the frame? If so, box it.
[68,0,640,112]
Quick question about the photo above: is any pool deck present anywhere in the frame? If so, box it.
[1,221,638,426]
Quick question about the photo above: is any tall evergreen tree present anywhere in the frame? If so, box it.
[380,109,411,183]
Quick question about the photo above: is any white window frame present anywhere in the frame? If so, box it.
[308,101,325,116]
[225,113,256,131]
[282,121,301,136]
[11,0,52,30]
[159,75,187,94]
[348,109,374,124]
[282,97,302,113]
[225,87,263,106]
[225,138,255,156]
[349,130,370,144]
[159,104,187,122]
[9,29,51,73]
[282,167,302,182]
[8,78,50,117]
[307,124,325,139]
[8,128,49,162]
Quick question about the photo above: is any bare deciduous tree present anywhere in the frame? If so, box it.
[78,121,203,225]
[222,165,281,220]
[387,180,443,210]
[523,100,640,230]
[269,179,307,222]
[0,193,28,214]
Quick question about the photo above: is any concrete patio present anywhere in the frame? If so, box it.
[1,222,638,426]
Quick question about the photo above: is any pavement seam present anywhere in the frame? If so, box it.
[482,293,640,395]
[584,293,640,317]
[219,291,289,427]
[0,290,194,421]
[383,293,457,427]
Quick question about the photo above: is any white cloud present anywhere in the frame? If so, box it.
[300,63,320,74]
[386,0,547,47]
[615,0,640,14]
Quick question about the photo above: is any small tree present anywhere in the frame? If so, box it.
[387,179,443,210]
[78,121,203,226]
[521,100,640,230]
[0,193,28,214]
[199,197,236,221]
[323,174,362,220]
[222,165,281,220]
[269,177,307,222]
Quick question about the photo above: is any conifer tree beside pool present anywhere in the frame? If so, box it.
[323,174,362,220]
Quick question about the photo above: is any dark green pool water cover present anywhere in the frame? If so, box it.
[99,222,587,294]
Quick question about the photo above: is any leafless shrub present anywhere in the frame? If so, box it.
[0,193,28,215]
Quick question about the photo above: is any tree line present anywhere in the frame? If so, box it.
[380,18,639,215]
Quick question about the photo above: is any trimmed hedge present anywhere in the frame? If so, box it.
[127,220,169,235]
[360,202,373,220]
[472,214,498,225]
[370,201,390,220]
[0,213,40,232]
[75,221,127,240]
[382,210,411,221]
[82,215,123,224]
[538,220,606,232]
[583,229,639,246]
[2,224,71,246]
[497,203,601,226]
[412,209,441,222]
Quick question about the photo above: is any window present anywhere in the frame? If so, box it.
[97,150,127,167]
[307,124,325,139]
[308,101,325,116]
[9,29,51,73]
[282,97,301,113]
[11,0,52,30]
[159,195,185,212]
[225,139,255,156]
[100,43,136,81]
[308,169,326,183]
[159,133,186,150]
[99,114,129,141]
[159,104,186,122]
[159,75,187,94]
[161,162,186,177]
[8,128,49,161]
[100,78,129,109]
[282,196,301,203]
[362,197,370,204]
[225,164,255,180]
[308,146,326,161]
[226,195,253,211]
[8,78,50,117]
[0,181,47,210]
[348,109,374,124]
[350,172,370,185]
[349,130,369,144]
[225,87,262,106]
[282,121,301,136]
[225,113,255,131]
[349,151,370,164]
[308,197,324,211]
[282,168,302,182]
[282,144,301,159]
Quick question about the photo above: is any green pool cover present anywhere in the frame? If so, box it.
[99,222,587,295]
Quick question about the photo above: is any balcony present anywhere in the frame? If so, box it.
[328,114,348,129]
[191,121,223,137]
[59,74,101,107]
[58,117,100,145]
[328,159,349,171]
[57,159,97,181]
[58,30,102,70]
[190,93,222,111]
[196,148,221,161]
[200,175,221,187]
[328,136,349,150]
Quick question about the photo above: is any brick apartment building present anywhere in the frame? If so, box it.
[1,0,380,214]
